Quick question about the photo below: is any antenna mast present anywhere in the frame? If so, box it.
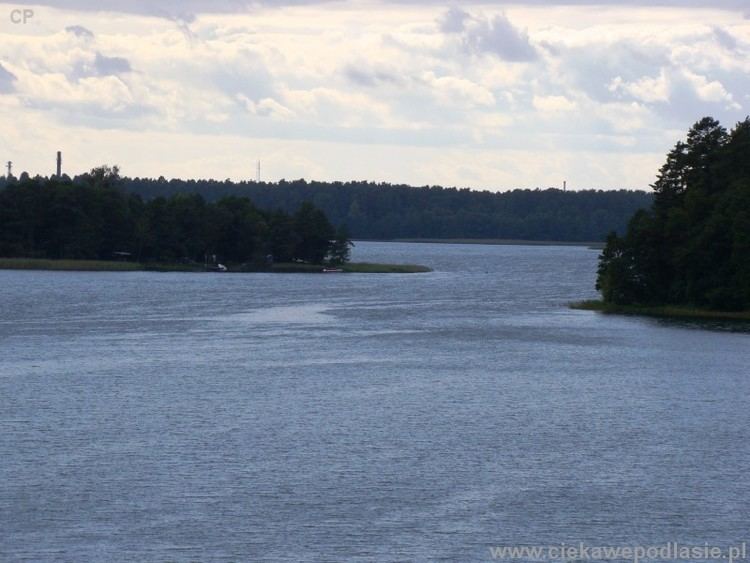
[256,160,261,183]
[56,151,62,178]
[6,161,11,178]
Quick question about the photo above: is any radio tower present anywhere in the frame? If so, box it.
[6,161,11,178]
[256,160,261,183]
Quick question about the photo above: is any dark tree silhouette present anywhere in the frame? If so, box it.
[92,176,651,242]
[597,116,750,311]
[0,172,349,267]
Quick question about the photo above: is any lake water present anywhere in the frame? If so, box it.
[1,242,749,562]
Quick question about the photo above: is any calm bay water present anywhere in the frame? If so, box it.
[1,242,749,562]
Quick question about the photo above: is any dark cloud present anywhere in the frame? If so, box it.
[94,53,132,75]
[212,54,275,101]
[712,27,737,51]
[463,14,537,62]
[11,0,258,17]
[65,25,94,38]
[6,0,750,15]
[343,65,401,87]
[440,6,470,33]
[0,63,17,93]
[657,70,740,125]
[72,53,132,79]
[168,13,198,43]
[538,40,560,56]
[428,0,747,8]
[562,41,670,102]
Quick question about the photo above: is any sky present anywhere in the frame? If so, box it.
[0,1,748,190]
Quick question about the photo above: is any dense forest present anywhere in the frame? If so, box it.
[597,117,750,311]
[96,177,649,242]
[0,163,654,266]
[0,167,352,266]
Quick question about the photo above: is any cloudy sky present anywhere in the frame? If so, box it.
[0,1,748,190]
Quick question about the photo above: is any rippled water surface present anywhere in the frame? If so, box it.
[1,242,749,562]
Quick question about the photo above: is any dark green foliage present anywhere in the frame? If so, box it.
[292,201,335,264]
[329,225,354,265]
[0,167,348,266]
[90,176,651,242]
[597,116,750,311]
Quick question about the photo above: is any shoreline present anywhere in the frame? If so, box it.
[0,258,431,274]
[357,238,604,249]
[570,299,750,322]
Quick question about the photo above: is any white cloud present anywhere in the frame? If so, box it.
[238,94,294,120]
[594,101,652,133]
[609,67,741,110]
[0,2,747,190]
[609,71,670,103]
[281,86,396,128]
[682,70,740,107]
[532,94,577,113]
[423,72,496,108]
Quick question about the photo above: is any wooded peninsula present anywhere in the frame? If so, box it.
[579,116,750,318]
[0,167,365,272]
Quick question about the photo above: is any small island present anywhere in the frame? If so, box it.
[573,116,750,321]
[0,167,430,274]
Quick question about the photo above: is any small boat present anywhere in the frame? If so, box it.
[322,268,344,273]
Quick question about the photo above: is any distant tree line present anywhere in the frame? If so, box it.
[0,167,352,266]
[97,177,650,242]
[597,117,750,311]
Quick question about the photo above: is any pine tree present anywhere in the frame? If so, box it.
[328,225,353,265]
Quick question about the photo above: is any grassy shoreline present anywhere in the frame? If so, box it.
[570,299,750,321]
[344,262,431,273]
[238,261,431,273]
[0,258,431,274]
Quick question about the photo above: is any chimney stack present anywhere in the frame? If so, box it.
[56,151,62,178]
[6,161,11,178]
